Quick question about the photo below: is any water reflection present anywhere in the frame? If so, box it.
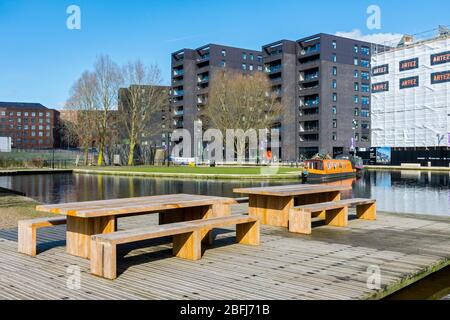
[0,170,448,216]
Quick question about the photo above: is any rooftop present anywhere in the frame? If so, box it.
[0,102,49,110]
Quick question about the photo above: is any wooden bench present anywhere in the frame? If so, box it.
[289,198,376,235]
[90,215,259,280]
[18,216,67,256]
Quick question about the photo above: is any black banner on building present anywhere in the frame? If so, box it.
[431,51,450,65]
[372,64,389,76]
[372,81,389,93]
[399,58,419,71]
[431,70,450,84]
[400,76,419,89]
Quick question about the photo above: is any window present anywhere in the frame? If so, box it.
[0,111,5,116]
[361,122,370,129]
[46,112,50,117]
[242,52,247,60]
[354,45,359,53]
[332,66,337,76]
[332,93,337,102]
[361,46,370,55]
[17,112,21,116]
[257,65,263,71]
[39,112,43,117]
[46,132,50,137]
[361,59,370,68]
[242,63,247,70]
[332,119,337,128]
[352,119,359,129]
[221,60,226,67]
[249,53,254,61]
[46,125,50,130]
[355,133,359,141]
[221,49,226,57]
[31,132,36,137]
[249,65,254,71]
[24,125,28,130]
[39,118,43,124]
[332,106,337,114]
[332,80,337,89]
[354,58,359,66]
[354,95,359,104]
[332,132,337,141]
[39,125,43,130]
[24,112,28,117]
[332,54,337,62]
[354,108,359,116]
[361,136,369,142]
[332,40,337,49]
[354,70,359,78]
[361,96,370,105]
[361,71,370,80]
[361,84,370,93]
[361,109,370,117]
[31,125,36,130]
[32,112,36,117]
[354,82,359,91]
[257,55,263,63]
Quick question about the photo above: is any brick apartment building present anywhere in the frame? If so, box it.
[0,102,60,149]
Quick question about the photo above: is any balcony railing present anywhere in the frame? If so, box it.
[173,110,184,116]
[173,69,184,76]
[265,65,282,74]
[173,90,184,97]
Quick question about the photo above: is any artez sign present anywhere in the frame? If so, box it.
[431,70,450,84]
[372,81,389,93]
[400,76,419,89]
[372,64,389,76]
[399,58,419,71]
[431,51,450,66]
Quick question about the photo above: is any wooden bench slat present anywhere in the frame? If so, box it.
[93,215,256,245]
[20,216,67,228]
[234,184,351,196]
[294,198,376,212]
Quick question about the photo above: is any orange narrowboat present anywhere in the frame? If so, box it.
[302,159,357,182]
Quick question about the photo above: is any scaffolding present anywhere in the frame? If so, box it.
[371,27,450,148]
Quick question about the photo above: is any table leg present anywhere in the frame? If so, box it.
[248,195,293,227]
[297,192,341,219]
[66,215,116,259]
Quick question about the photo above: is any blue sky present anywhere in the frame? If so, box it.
[0,0,449,109]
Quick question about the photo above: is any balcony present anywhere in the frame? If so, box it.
[298,58,320,70]
[173,69,184,77]
[173,90,184,97]
[173,109,184,117]
[197,54,210,63]
[197,76,209,83]
[300,96,320,107]
[299,43,321,57]
[299,71,319,83]
[299,84,319,95]
[265,64,282,74]
[174,120,184,129]
[299,133,319,142]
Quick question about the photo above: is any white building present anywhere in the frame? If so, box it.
[371,29,450,149]
[0,137,12,152]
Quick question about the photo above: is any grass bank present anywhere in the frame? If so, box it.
[73,165,302,180]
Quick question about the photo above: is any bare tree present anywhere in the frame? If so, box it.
[65,71,99,166]
[119,60,167,165]
[93,55,122,166]
[205,70,283,160]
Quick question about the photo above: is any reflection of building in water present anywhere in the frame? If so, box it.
[364,170,449,215]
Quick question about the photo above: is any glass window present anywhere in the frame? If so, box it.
[0,111,5,116]
[361,59,370,68]
[257,65,263,71]
[257,55,263,63]
[17,112,21,116]
[24,112,28,116]
[361,71,370,80]
[361,84,370,93]
[332,119,337,128]
[32,112,36,117]
[332,106,337,114]
[354,70,359,78]
[361,96,370,105]
[221,49,226,57]
[361,46,370,55]
[352,119,359,129]
[354,45,359,53]
[332,93,337,102]
[355,133,359,141]
[361,109,370,117]
[354,95,359,104]
[354,58,359,66]
[332,133,337,141]
[242,52,247,60]
[332,66,337,76]
[249,53,254,61]
[354,108,359,116]
[361,122,370,129]
[354,83,359,91]
[46,112,50,117]
[332,80,337,89]
[242,63,247,70]
[39,112,43,117]
[332,40,337,49]
[332,54,337,62]
[249,65,254,71]
[221,60,226,67]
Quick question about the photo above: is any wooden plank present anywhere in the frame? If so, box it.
[234,184,351,197]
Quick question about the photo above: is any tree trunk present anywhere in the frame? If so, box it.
[128,141,135,166]
[83,145,89,166]
[97,141,104,166]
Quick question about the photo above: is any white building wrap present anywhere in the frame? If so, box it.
[371,36,450,148]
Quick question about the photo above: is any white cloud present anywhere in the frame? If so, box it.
[335,29,404,46]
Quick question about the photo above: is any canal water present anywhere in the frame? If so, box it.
[0,169,448,216]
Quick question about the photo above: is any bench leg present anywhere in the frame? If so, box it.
[325,207,348,228]
[236,221,260,245]
[173,231,202,261]
[18,222,36,256]
[288,209,312,235]
[312,210,326,220]
[357,203,377,220]
[90,239,117,280]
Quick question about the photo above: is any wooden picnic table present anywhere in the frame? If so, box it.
[233,184,351,228]
[36,194,237,259]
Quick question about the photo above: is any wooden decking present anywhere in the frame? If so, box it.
[1,204,450,300]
